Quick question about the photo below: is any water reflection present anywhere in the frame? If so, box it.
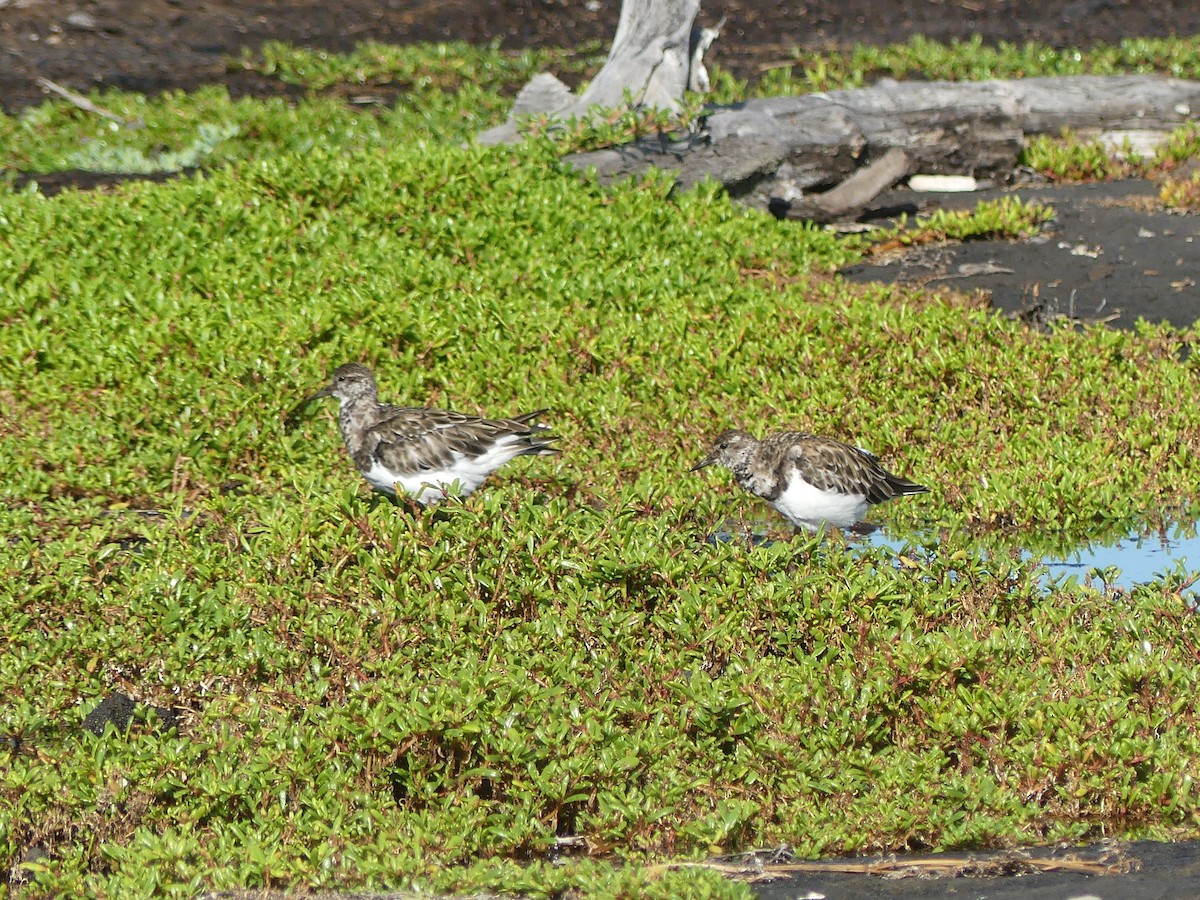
[870,519,1200,599]
[709,516,1200,600]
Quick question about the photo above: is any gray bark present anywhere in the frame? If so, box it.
[580,0,701,110]
[478,0,707,145]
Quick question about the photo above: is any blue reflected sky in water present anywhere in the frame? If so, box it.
[867,521,1200,598]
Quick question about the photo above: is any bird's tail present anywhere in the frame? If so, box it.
[888,475,930,496]
[513,410,560,455]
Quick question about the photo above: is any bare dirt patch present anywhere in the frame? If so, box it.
[844,178,1200,330]
[5,0,1200,114]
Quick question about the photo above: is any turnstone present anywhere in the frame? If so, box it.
[308,363,558,505]
[692,429,929,533]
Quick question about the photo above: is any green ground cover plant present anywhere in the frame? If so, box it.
[1021,123,1200,183]
[721,34,1200,100]
[3,33,1200,900]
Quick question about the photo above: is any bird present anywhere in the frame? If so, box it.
[691,428,929,534]
[307,362,558,505]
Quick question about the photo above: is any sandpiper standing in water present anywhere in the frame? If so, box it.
[308,363,558,505]
[692,429,929,534]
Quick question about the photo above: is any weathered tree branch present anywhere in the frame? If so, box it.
[478,0,709,145]
[580,0,701,111]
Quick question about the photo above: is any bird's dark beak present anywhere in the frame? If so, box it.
[305,384,334,403]
[690,455,713,473]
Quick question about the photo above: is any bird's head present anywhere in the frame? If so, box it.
[691,429,757,473]
[307,362,378,404]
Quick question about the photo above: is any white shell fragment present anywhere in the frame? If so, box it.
[907,174,983,192]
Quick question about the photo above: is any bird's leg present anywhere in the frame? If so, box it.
[390,492,426,517]
[846,521,879,538]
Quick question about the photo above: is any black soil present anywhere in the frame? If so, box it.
[5,0,1200,114]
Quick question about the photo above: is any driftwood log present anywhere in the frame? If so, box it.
[478,0,1200,220]
[562,75,1200,220]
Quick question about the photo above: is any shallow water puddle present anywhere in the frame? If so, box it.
[869,520,1200,601]
[709,517,1200,601]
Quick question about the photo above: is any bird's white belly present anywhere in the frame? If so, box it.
[363,438,529,505]
[771,477,868,531]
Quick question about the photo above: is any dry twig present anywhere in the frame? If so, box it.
[646,845,1138,884]
[35,77,143,128]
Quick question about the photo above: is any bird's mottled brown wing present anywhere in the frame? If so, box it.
[769,432,915,504]
[363,406,554,473]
